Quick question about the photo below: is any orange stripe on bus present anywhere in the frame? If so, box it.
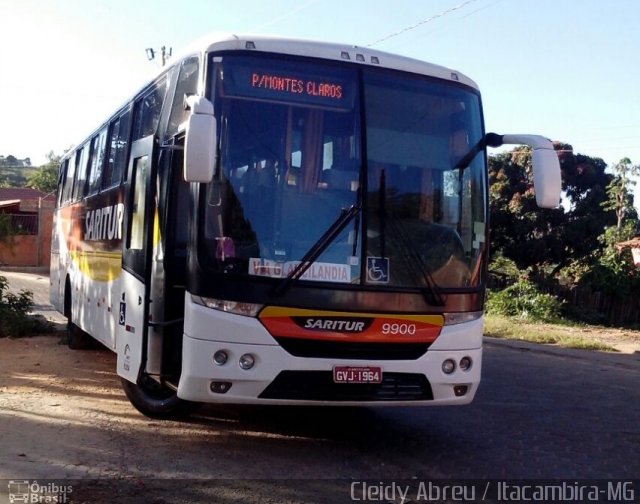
[259,306,443,343]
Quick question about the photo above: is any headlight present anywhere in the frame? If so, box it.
[443,311,482,326]
[459,356,473,371]
[192,295,263,317]
[442,359,456,374]
[239,353,256,370]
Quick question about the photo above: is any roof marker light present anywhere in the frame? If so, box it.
[451,72,459,81]
[371,56,380,64]
[356,53,365,62]
[341,51,351,60]
[245,41,256,50]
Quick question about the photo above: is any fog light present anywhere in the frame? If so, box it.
[454,385,469,397]
[442,359,456,374]
[210,381,232,394]
[459,356,472,371]
[239,353,255,370]
[213,350,228,366]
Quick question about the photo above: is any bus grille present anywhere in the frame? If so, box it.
[258,371,433,402]
[274,338,430,360]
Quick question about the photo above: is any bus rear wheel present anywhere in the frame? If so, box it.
[120,375,194,419]
[66,312,95,349]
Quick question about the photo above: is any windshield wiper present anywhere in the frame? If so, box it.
[377,169,444,306]
[454,137,485,171]
[272,204,360,296]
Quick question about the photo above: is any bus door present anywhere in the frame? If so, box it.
[117,135,156,383]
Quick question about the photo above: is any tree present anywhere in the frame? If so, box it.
[577,158,640,300]
[601,157,639,231]
[26,151,60,194]
[488,146,566,270]
[3,155,18,167]
[488,143,616,273]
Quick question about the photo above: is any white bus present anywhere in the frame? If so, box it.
[50,33,561,417]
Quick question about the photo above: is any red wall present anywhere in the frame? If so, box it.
[0,205,53,267]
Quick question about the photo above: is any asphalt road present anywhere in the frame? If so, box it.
[1,270,638,503]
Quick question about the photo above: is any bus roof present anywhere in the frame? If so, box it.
[181,32,479,91]
[61,33,479,162]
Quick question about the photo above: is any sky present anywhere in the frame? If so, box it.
[1,0,639,203]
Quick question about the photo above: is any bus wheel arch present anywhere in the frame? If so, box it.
[120,375,196,419]
[64,275,94,350]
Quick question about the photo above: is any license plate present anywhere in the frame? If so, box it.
[333,366,382,384]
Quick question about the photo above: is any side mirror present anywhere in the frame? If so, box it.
[184,96,216,183]
[487,133,562,209]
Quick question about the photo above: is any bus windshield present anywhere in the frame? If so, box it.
[203,54,486,290]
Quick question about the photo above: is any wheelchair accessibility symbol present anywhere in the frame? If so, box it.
[366,257,389,283]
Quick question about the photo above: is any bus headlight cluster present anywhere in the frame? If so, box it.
[192,295,262,317]
[212,350,256,370]
[442,356,473,374]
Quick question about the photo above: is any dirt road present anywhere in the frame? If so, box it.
[0,334,358,502]
[1,270,639,503]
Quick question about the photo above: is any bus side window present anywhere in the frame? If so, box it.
[72,145,89,201]
[57,159,68,207]
[132,77,168,141]
[166,56,199,139]
[61,152,77,204]
[87,128,107,195]
[103,110,131,189]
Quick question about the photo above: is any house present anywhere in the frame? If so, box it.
[0,187,55,267]
[615,236,640,267]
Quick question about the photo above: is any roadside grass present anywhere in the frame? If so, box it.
[483,314,619,352]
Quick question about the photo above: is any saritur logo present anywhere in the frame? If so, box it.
[84,203,124,241]
[293,317,373,333]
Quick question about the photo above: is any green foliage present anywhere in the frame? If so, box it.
[486,279,564,322]
[0,151,58,188]
[488,147,569,270]
[0,166,37,187]
[489,145,615,272]
[26,164,58,193]
[601,158,639,230]
[579,225,640,297]
[0,275,42,337]
[0,214,15,242]
[488,253,521,287]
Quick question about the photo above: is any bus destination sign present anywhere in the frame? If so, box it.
[250,72,343,100]
[223,61,356,110]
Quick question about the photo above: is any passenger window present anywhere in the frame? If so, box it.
[87,129,107,194]
[133,77,168,140]
[166,57,199,138]
[57,159,68,207]
[104,110,131,188]
[72,146,89,201]
[61,153,76,204]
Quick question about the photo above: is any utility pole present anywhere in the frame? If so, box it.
[145,46,172,67]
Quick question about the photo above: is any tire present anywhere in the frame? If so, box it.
[120,375,196,419]
[64,280,95,350]
[67,319,96,350]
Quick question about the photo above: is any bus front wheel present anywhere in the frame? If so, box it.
[120,375,194,419]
